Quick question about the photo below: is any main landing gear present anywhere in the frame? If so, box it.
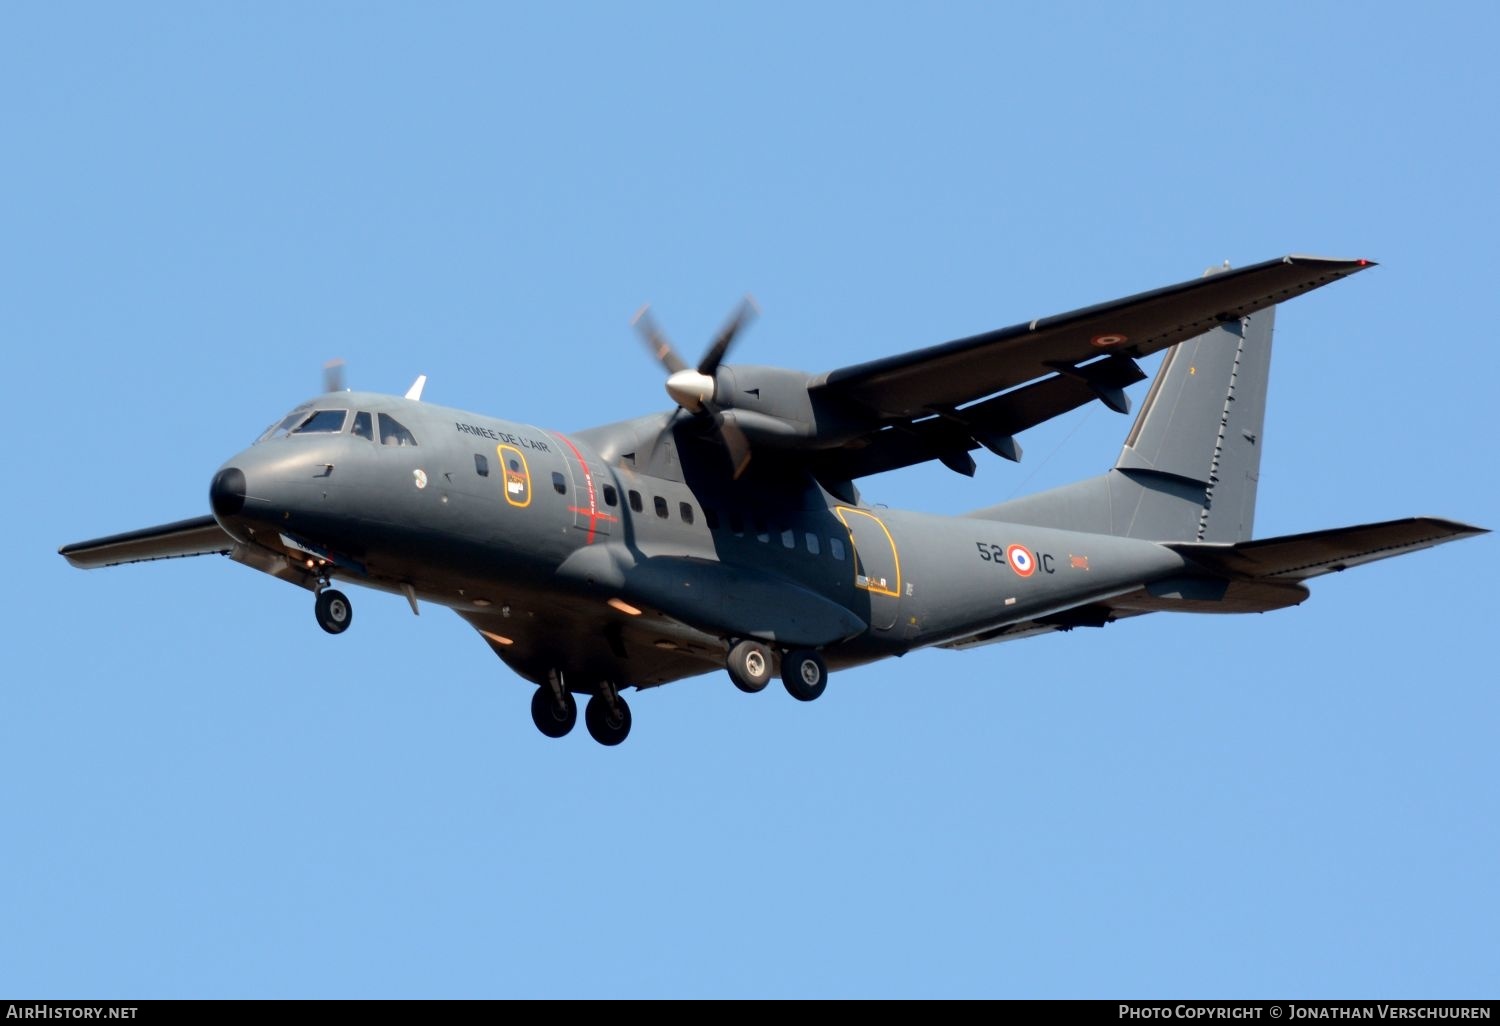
[725,641,829,702]
[530,674,632,747]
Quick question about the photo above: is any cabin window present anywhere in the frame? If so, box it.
[654,495,669,519]
[378,413,418,446]
[602,484,618,507]
[830,537,846,560]
[474,453,489,477]
[805,532,820,555]
[679,502,694,525]
[629,490,643,513]
[352,411,374,441]
[704,508,720,530]
[781,529,796,549]
[293,409,348,434]
[552,471,567,495]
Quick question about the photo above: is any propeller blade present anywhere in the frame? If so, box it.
[710,405,753,480]
[631,304,688,375]
[323,358,347,393]
[697,295,759,376]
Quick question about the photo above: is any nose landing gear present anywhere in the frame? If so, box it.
[585,684,632,747]
[314,587,353,635]
[529,673,630,746]
[531,684,578,738]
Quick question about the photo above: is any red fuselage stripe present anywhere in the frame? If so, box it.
[555,434,618,544]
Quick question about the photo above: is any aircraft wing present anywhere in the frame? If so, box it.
[1165,517,1489,581]
[59,515,233,569]
[807,255,1372,479]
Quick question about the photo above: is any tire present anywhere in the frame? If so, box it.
[726,639,774,694]
[584,693,631,747]
[531,687,577,739]
[781,649,827,702]
[315,589,353,635]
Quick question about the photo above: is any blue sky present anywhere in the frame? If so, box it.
[3,2,1496,999]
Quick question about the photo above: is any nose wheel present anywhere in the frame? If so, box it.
[585,692,632,746]
[531,686,578,738]
[314,588,353,635]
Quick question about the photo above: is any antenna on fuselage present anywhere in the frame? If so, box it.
[405,375,427,401]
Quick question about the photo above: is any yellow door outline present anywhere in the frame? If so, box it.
[497,444,532,508]
[833,506,901,597]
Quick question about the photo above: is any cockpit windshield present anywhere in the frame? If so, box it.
[257,406,312,442]
[292,409,349,434]
[255,406,350,442]
[255,406,415,446]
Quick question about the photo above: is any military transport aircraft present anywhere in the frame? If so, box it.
[60,255,1487,746]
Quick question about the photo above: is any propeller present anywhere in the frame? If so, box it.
[632,297,758,479]
[323,358,348,393]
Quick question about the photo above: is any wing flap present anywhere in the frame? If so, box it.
[1166,517,1488,582]
[59,515,233,570]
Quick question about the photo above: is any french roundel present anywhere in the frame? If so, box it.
[1006,544,1035,577]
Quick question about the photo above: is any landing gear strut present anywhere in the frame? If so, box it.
[726,639,773,693]
[314,588,352,635]
[585,682,632,746]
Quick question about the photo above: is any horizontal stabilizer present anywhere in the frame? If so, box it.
[59,515,233,569]
[1166,517,1488,582]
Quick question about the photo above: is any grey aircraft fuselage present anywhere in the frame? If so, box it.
[210,390,1186,679]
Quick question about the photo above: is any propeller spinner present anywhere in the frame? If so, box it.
[632,297,759,478]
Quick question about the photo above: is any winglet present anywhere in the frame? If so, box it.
[405,375,427,401]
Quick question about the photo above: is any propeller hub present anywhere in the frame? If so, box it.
[665,369,716,412]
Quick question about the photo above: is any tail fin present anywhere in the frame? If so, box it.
[1111,293,1273,542]
[973,264,1275,542]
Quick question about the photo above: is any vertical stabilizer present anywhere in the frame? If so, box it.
[972,264,1276,543]
[1112,298,1274,542]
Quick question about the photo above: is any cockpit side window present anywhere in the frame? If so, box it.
[292,409,349,434]
[352,411,374,441]
[378,413,418,446]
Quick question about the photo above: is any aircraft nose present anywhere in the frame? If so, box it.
[210,466,246,518]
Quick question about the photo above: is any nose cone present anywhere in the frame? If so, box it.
[210,466,246,518]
